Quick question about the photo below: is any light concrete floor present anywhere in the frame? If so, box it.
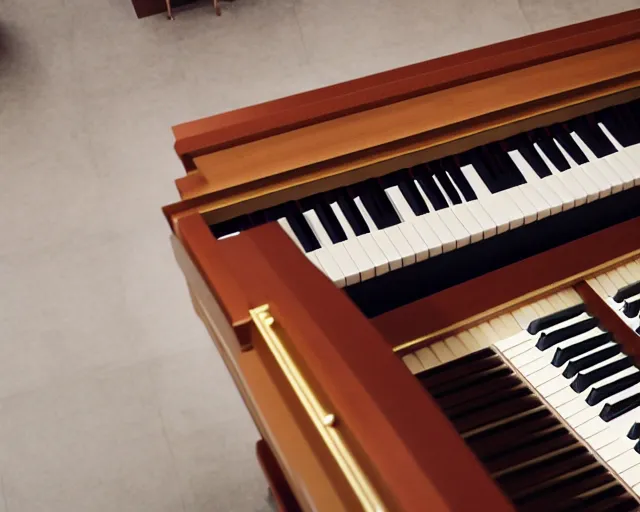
[0,0,638,510]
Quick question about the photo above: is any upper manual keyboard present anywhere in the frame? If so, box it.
[210,100,640,315]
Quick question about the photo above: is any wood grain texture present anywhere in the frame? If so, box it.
[374,217,640,353]
[190,41,640,199]
[214,223,515,512]
[172,9,640,170]
[167,85,640,226]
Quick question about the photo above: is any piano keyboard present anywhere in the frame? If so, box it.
[211,101,640,290]
[587,260,640,335]
[419,349,639,511]
[403,288,640,505]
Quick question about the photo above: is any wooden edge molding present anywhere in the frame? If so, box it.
[374,217,640,353]
[172,9,640,170]
[577,282,640,361]
[225,223,515,512]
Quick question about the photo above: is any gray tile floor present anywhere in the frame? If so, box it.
[0,0,638,510]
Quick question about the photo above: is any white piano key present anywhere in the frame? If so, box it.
[304,210,360,285]
[599,437,632,461]
[411,217,444,257]
[422,213,457,253]
[383,225,415,266]
[609,449,640,473]
[507,186,537,225]
[217,231,240,240]
[620,462,640,487]
[465,201,497,239]
[493,329,533,352]
[437,208,471,248]
[450,203,484,243]
[397,222,430,262]
[354,197,403,270]
[511,305,539,330]
[403,354,424,374]
[385,186,416,222]
[543,175,575,211]
[553,139,601,202]
[508,150,555,217]
[341,239,375,281]
[460,164,513,233]
[311,249,345,287]
[432,174,456,207]
[598,122,640,185]
[444,335,470,358]
[533,143,588,207]
[415,346,440,369]
[430,341,456,363]
[277,217,304,251]
[604,152,636,190]
[306,251,325,273]
[570,131,623,194]
[329,203,380,280]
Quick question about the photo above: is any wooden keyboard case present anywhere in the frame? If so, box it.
[164,10,640,511]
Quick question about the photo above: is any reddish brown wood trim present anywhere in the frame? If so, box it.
[173,9,640,170]
[256,440,303,512]
[174,214,253,345]
[374,217,640,351]
[577,282,640,361]
[215,223,514,511]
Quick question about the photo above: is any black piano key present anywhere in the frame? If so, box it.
[570,117,617,158]
[413,165,449,210]
[513,134,552,178]
[313,200,347,244]
[571,356,633,393]
[549,125,589,165]
[478,147,516,191]
[497,446,592,498]
[443,158,478,201]
[285,207,321,252]
[536,317,599,351]
[397,174,429,216]
[587,371,640,406]
[596,108,636,148]
[528,303,586,334]
[430,365,511,400]
[517,466,615,512]
[552,332,612,367]
[613,281,640,303]
[490,144,527,188]
[483,426,571,474]
[532,130,571,171]
[466,410,558,460]
[433,168,462,204]
[210,215,252,238]
[437,373,523,411]
[454,391,539,434]
[615,104,640,145]
[567,484,640,512]
[623,297,640,318]
[467,150,503,193]
[563,345,621,379]
[627,422,640,440]
[355,180,400,229]
[417,348,497,386]
[636,325,640,335]
[336,192,369,236]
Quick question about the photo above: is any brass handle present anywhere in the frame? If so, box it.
[250,304,386,512]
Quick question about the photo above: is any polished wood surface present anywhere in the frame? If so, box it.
[172,10,640,170]
[164,12,640,511]
[374,217,640,353]
[189,41,640,200]
[256,440,302,512]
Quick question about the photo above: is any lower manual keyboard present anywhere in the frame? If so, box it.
[418,348,638,511]
[405,293,640,508]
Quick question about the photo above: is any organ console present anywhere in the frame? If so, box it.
[163,9,640,511]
